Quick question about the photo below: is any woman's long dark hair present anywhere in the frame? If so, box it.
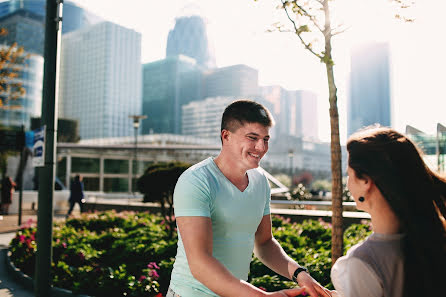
[347,126,446,296]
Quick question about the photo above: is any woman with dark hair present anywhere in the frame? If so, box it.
[330,126,446,297]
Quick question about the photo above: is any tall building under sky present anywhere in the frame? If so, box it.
[348,42,391,136]
[166,15,216,69]
[142,55,201,135]
[59,21,142,139]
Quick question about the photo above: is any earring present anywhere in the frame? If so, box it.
[358,196,365,202]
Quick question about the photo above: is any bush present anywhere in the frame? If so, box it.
[9,212,371,296]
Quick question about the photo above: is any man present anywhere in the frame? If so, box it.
[168,100,330,297]
[67,175,85,216]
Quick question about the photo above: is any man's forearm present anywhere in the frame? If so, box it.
[190,253,267,297]
[254,237,299,280]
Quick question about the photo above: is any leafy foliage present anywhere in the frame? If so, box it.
[9,212,372,295]
[0,28,28,108]
[137,162,191,234]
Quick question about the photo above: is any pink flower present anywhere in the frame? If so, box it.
[148,269,159,279]
[147,262,160,269]
[62,242,67,248]
[19,235,26,243]
[138,275,147,282]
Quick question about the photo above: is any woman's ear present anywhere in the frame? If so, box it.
[362,175,374,192]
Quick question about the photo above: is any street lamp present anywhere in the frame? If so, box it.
[129,115,147,193]
[288,149,294,178]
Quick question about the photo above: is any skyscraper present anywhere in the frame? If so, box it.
[260,86,318,140]
[0,0,102,34]
[166,15,216,69]
[59,21,142,139]
[204,64,259,98]
[0,9,44,54]
[142,55,201,135]
[348,42,391,136]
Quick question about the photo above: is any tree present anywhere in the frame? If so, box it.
[0,28,28,108]
[257,0,413,263]
[137,162,191,235]
[31,117,80,143]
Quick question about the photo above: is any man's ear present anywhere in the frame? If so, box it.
[221,129,230,143]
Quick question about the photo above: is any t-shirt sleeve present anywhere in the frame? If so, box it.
[331,255,382,297]
[173,171,212,218]
[263,174,271,216]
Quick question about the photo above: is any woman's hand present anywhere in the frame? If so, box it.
[266,286,307,296]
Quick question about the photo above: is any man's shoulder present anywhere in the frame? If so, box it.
[180,158,216,181]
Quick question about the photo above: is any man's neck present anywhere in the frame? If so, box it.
[214,154,249,191]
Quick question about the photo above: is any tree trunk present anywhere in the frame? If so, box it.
[323,0,344,264]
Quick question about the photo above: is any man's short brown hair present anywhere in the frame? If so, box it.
[221,99,275,133]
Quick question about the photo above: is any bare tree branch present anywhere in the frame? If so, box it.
[289,0,324,33]
[331,25,350,36]
[280,0,324,60]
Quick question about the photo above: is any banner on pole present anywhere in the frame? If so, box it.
[33,126,46,167]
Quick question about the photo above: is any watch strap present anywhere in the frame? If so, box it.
[292,266,308,283]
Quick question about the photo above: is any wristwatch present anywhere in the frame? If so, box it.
[292,266,308,283]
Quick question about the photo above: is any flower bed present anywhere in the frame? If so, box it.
[9,211,371,296]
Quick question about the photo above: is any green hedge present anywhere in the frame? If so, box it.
[9,211,371,296]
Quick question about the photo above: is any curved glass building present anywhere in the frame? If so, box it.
[0,47,44,129]
[0,0,102,34]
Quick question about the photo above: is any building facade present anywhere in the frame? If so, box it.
[166,15,216,69]
[348,42,391,136]
[181,96,235,139]
[59,21,142,139]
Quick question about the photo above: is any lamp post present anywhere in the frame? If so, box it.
[288,149,294,178]
[129,115,147,193]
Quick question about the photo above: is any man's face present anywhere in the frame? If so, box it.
[223,122,270,171]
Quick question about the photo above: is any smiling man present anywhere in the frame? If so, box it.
[167,100,330,297]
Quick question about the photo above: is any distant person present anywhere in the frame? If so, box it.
[67,175,85,216]
[167,100,331,297]
[1,176,17,215]
[330,126,446,297]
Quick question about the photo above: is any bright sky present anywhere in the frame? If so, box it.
[73,0,446,143]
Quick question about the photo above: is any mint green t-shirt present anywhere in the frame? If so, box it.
[169,157,271,297]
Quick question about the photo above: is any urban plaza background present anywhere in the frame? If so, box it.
[0,0,445,195]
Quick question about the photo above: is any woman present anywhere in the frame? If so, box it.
[1,176,17,215]
[330,126,446,297]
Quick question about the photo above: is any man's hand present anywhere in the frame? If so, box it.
[296,272,332,297]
